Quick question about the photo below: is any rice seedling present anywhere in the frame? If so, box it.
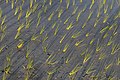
[17,23,24,32]
[19,5,23,11]
[2,53,12,80]
[113,24,119,35]
[1,15,7,25]
[47,59,59,65]
[42,43,48,53]
[83,53,91,64]
[94,18,99,27]
[47,67,59,80]
[109,22,117,31]
[14,6,19,15]
[17,39,24,49]
[47,73,52,80]
[65,53,73,64]
[60,34,66,44]
[78,44,87,49]
[32,3,38,13]
[45,53,58,65]
[76,10,82,22]
[68,75,77,80]
[71,31,81,39]
[6,0,8,4]
[14,31,20,39]
[72,6,78,15]
[49,0,52,5]
[44,0,47,4]
[80,0,82,3]
[58,8,63,18]
[4,65,11,74]
[30,0,33,8]
[62,43,69,53]
[43,5,48,13]
[64,16,70,24]
[82,21,87,28]
[104,63,112,71]
[82,4,87,12]
[46,53,54,63]
[110,0,114,10]
[11,0,14,9]
[27,58,34,70]
[51,22,56,29]
[31,34,39,41]
[25,9,32,19]
[66,22,73,30]
[66,0,70,9]
[43,33,48,42]
[87,11,93,21]
[0,26,6,41]
[48,12,54,21]
[15,23,24,39]
[34,0,36,2]
[104,5,108,14]
[26,18,32,29]
[75,39,84,47]
[85,63,96,75]
[96,39,102,52]
[97,9,101,18]
[36,17,41,28]
[91,0,95,6]
[22,0,25,4]
[108,25,114,31]
[98,53,106,60]
[103,15,109,23]
[2,73,6,80]
[69,63,82,76]
[0,45,6,54]
[117,57,120,65]
[24,72,29,80]
[98,2,103,15]
[60,0,62,3]
[54,25,59,36]
[114,11,120,20]
[100,26,109,33]
[103,0,106,5]
[25,48,30,59]
[107,37,113,46]
[40,25,45,35]
[111,44,120,55]
[85,32,90,37]
[37,10,42,18]
[89,0,95,9]
[0,8,2,18]
[90,38,95,45]
[17,10,23,20]
[103,33,108,39]
[109,76,117,80]
[23,57,34,80]
[72,0,75,6]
